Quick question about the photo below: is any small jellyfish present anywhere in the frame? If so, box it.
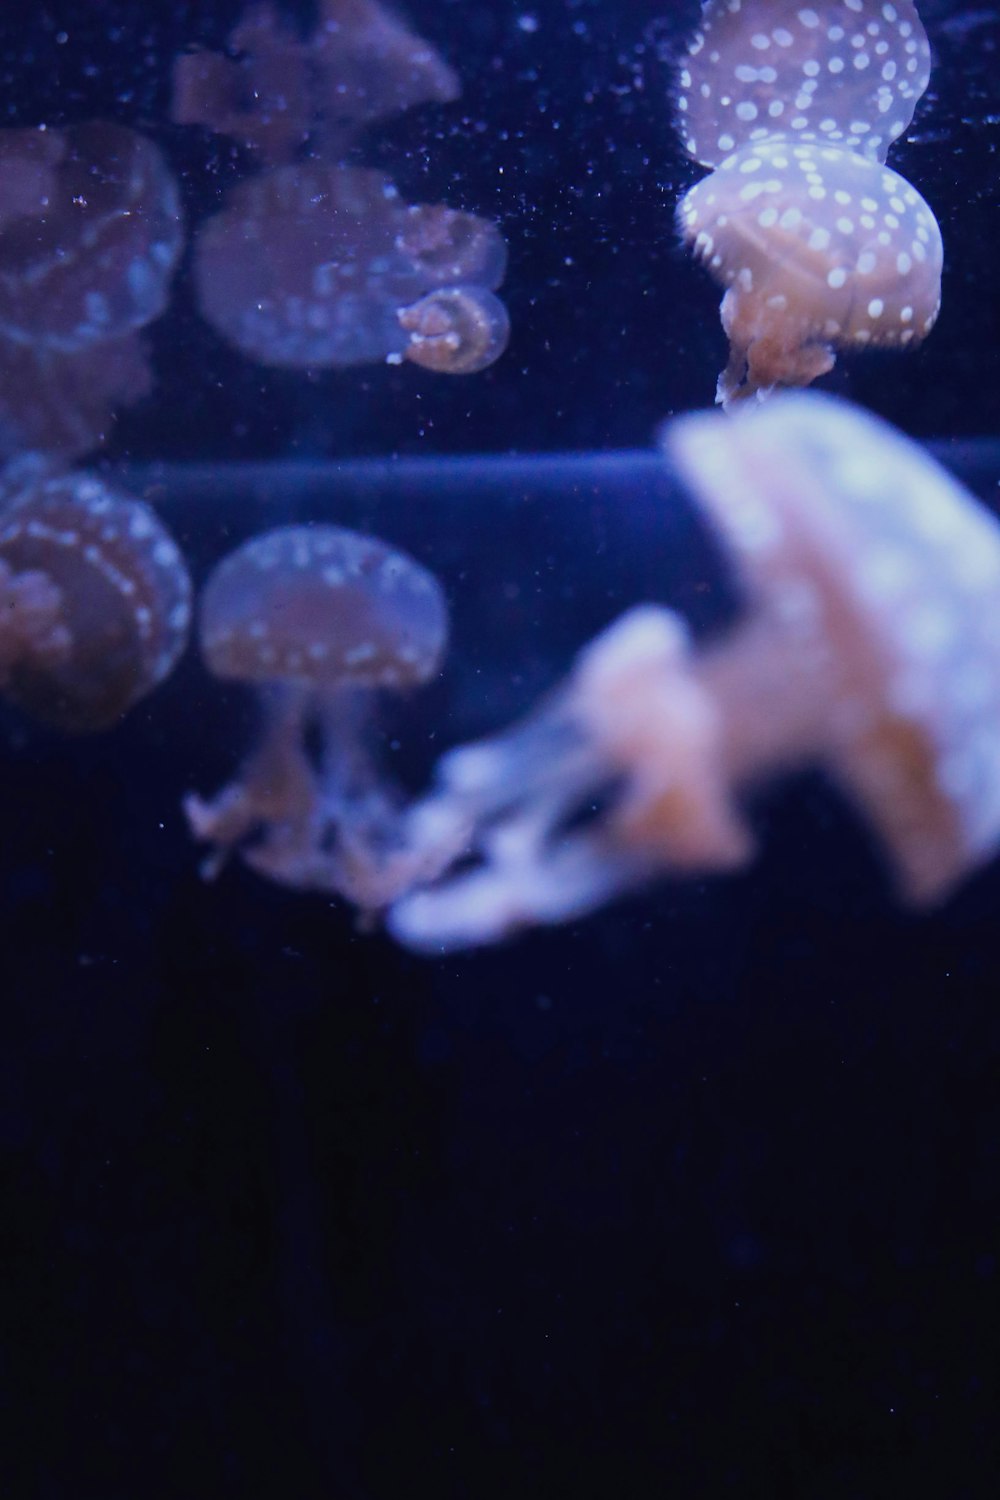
[387,394,1000,951]
[184,525,449,908]
[675,0,931,167]
[172,0,458,164]
[398,286,511,375]
[193,163,508,370]
[677,139,943,404]
[0,471,192,732]
[0,123,184,353]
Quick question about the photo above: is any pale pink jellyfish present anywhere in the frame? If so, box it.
[0,122,183,352]
[387,394,1000,951]
[677,138,942,404]
[193,162,508,372]
[173,0,459,164]
[184,525,448,906]
[675,0,931,167]
[0,471,192,731]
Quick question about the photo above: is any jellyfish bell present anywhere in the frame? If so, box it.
[677,139,943,404]
[675,0,932,168]
[398,286,511,375]
[0,123,184,353]
[387,394,1000,952]
[0,471,192,732]
[184,524,449,907]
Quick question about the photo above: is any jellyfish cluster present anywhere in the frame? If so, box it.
[0,0,994,953]
[174,0,510,376]
[673,1,943,405]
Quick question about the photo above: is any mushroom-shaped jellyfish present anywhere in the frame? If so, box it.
[675,0,932,168]
[387,393,1000,951]
[172,0,458,164]
[677,139,942,404]
[184,525,449,908]
[193,163,508,372]
[0,471,192,732]
[0,123,184,353]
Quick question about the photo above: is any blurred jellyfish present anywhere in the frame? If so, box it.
[184,525,449,907]
[172,0,459,164]
[678,139,942,404]
[0,122,183,463]
[0,471,192,732]
[0,331,154,464]
[193,163,508,372]
[387,394,1000,951]
[0,122,184,352]
[673,1,940,403]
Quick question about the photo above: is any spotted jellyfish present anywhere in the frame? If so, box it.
[678,138,942,404]
[0,470,192,732]
[184,525,450,908]
[672,1,941,403]
[387,393,1000,952]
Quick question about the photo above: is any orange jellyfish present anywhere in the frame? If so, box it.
[0,471,192,732]
[677,138,942,404]
[184,525,448,906]
[387,394,1000,951]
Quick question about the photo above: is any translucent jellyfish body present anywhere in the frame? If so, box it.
[173,0,459,164]
[193,164,508,372]
[0,471,192,731]
[678,139,942,404]
[675,0,931,166]
[388,394,1000,951]
[0,332,153,464]
[184,525,449,907]
[0,123,184,353]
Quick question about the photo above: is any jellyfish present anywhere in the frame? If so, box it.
[172,0,459,164]
[0,331,154,464]
[0,471,192,732]
[386,393,1000,951]
[397,286,511,375]
[675,0,932,167]
[184,525,449,907]
[672,1,940,403]
[192,162,508,371]
[677,138,943,404]
[0,122,184,353]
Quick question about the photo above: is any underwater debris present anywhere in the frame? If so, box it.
[184,524,449,906]
[673,0,941,404]
[193,164,507,371]
[387,393,1000,951]
[172,0,459,164]
[0,470,192,732]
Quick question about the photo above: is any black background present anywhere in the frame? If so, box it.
[1,3,999,1497]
